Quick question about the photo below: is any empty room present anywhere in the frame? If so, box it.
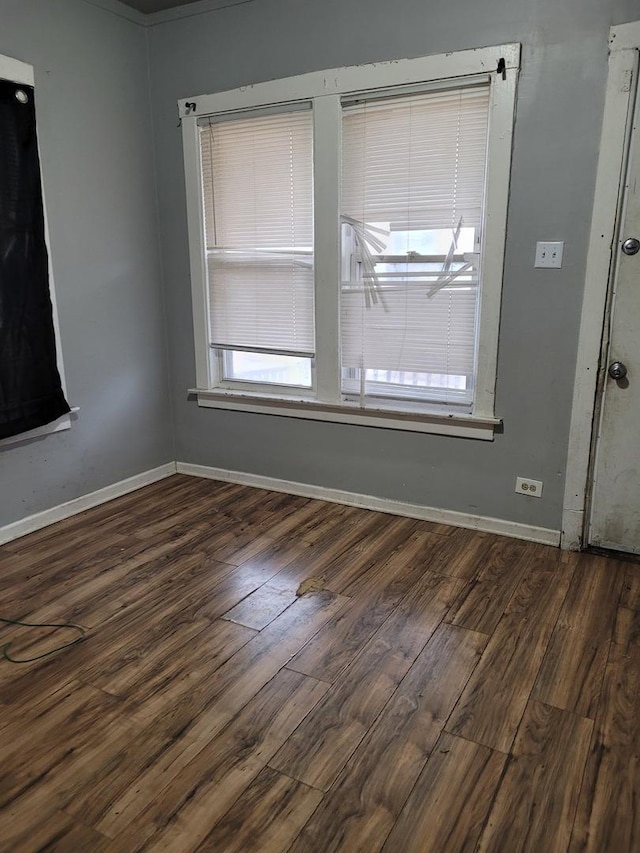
[1,0,640,849]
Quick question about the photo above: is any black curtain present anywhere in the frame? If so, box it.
[0,79,69,439]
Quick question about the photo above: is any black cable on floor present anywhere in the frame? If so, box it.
[0,616,86,663]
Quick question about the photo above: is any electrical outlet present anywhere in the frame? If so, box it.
[515,477,543,498]
[535,241,564,268]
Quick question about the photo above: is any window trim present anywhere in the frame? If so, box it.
[181,43,520,438]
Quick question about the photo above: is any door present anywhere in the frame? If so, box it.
[589,75,640,553]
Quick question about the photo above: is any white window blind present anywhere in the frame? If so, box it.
[200,108,315,356]
[340,85,490,404]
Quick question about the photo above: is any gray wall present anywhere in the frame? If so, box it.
[147,0,638,532]
[0,0,173,526]
[3,0,636,535]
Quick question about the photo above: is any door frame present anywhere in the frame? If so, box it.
[562,21,640,549]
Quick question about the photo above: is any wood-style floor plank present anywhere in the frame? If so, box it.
[0,701,144,839]
[478,700,593,852]
[446,553,573,752]
[296,501,363,546]
[569,606,640,852]
[0,808,112,853]
[267,515,429,602]
[221,582,299,630]
[101,669,328,847]
[270,570,461,790]
[1,528,235,629]
[381,732,507,853]
[224,506,386,593]
[420,527,494,580]
[620,563,640,610]
[287,546,435,682]
[0,680,130,808]
[290,622,487,853]
[322,519,423,595]
[197,767,323,853]
[532,554,622,718]
[86,617,256,702]
[65,589,348,835]
[253,498,344,546]
[0,474,634,851]
[445,537,530,634]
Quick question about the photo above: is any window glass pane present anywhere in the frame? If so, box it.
[366,370,467,391]
[342,367,469,401]
[223,351,312,387]
[385,227,477,255]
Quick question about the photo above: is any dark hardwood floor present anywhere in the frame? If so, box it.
[0,473,636,851]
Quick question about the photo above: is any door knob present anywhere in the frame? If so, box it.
[608,361,628,380]
[621,237,640,255]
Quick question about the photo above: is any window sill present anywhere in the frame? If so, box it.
[189,389,499,440]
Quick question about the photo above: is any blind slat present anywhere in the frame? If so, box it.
[340,85,490,391]
[341,86,490,230]
[200,110,315,354]
[340,287,478,374]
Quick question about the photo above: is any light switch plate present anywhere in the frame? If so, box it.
[535,241,564,268]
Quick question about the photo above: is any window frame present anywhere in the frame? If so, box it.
[181,44,520,439]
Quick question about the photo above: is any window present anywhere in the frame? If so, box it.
[182,45,519,438]
[200,107,315,390]
[340,86,489,409]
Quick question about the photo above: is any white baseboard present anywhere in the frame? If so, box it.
[176,462,561,547]
[1,459,561,548]
[0,463,176,545]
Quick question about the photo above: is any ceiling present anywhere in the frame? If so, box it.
[118,0,208,14]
